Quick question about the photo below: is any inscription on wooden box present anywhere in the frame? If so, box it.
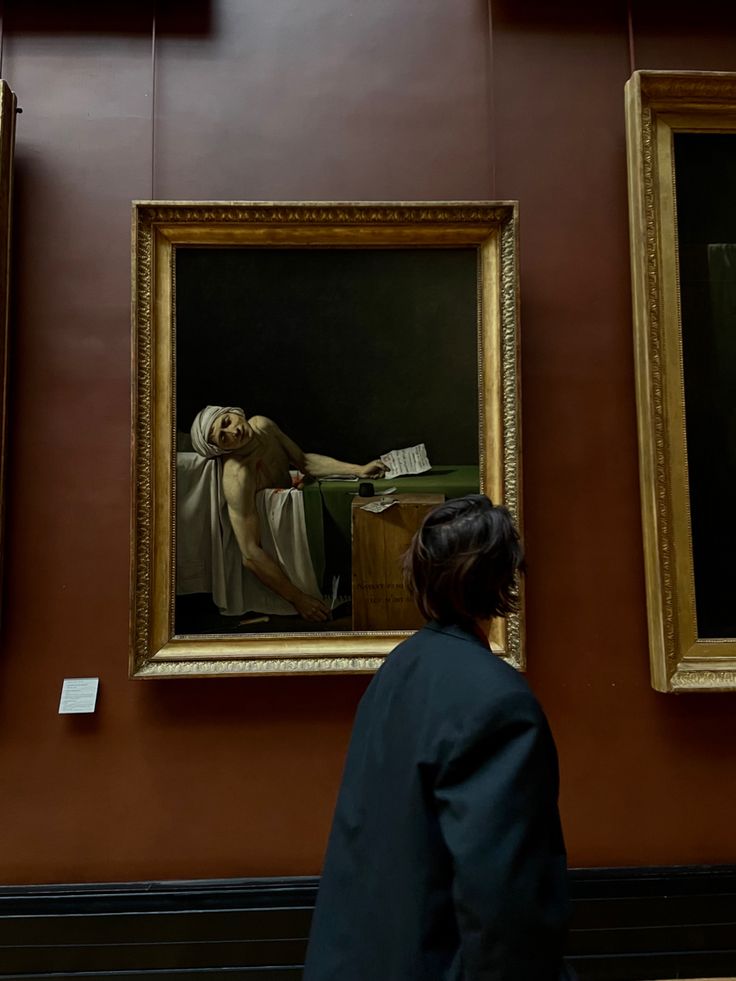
[351,494,444,631]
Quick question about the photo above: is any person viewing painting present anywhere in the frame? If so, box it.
[304,495,573,981]
[190,404,386,621]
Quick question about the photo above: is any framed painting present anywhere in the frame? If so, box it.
[130,201,522,677]
[626,71,736,691]
[0,80,16,607]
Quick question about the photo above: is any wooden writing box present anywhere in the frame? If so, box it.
[351,494,444,631]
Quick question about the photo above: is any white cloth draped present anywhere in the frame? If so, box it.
[175,451,320,616]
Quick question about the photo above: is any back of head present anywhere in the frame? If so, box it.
[403,494,524,627]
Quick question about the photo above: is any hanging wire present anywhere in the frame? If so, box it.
[486,0,496,199]
[151,0,158,199]
[627,0,636,75]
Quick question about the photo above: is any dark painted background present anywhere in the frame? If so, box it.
[675,133,736,638]
[175,247,479,463]
[2,0,736,885]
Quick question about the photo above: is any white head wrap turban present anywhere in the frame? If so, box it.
[190,405,245,458]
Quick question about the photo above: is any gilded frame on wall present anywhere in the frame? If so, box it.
[0,81,16,607]
[626,71,736,691]
[130,201,522,678]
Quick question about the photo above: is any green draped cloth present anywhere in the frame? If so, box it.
[303,466,480,593]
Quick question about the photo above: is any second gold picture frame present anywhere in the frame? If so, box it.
[627,71,736,692]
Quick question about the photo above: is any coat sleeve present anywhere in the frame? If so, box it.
[434,689,570,981]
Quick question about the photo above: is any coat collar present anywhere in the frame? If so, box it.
[424,619,492,652]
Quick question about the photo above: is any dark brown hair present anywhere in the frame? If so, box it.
[403,494,524,626]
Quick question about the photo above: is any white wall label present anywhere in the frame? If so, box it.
[58,678,99,714]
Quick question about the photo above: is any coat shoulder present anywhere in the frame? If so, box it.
[381,623,539,718]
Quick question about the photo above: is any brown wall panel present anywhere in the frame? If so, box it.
[0,16,171,883]
[492,0,736,867]
[154,0,493,201]
[0,0,495,884]
[632,0,736,73]
[0,0,734,885]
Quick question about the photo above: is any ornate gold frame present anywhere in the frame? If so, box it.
[131,202,522,678]
[626,71,736,691]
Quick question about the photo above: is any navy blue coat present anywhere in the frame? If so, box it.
[304,621,571,981]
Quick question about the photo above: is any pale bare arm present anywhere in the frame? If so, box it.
[222,460,329,622]
[262,417,387,479]
[303,453,387,479]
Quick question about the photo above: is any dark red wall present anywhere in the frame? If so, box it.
[0,0,735,884]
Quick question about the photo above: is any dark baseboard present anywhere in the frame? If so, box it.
[0,866,734,979]
[567,865,736,980]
